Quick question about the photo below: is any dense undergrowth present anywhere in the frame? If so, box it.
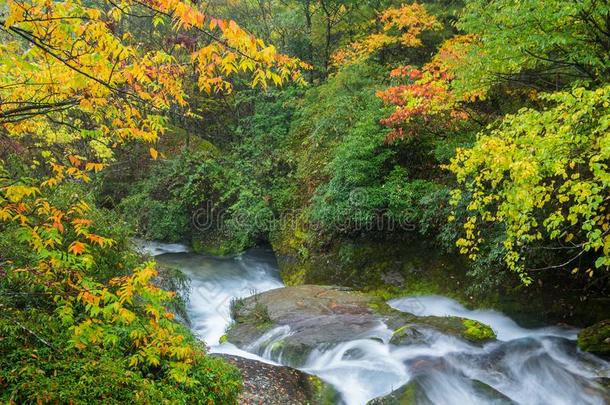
[104,0,610,322]
[0,183,242,403]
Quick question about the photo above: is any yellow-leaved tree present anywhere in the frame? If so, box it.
[1,0,308,157]
[331,3,441,67]
[0,0,306,401]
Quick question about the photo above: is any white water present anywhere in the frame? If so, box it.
[134,239,191,256]
[148,243,610,405]
[153,246,283,348]
[388,295,578,341]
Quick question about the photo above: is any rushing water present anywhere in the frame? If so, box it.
[148,243,610,405]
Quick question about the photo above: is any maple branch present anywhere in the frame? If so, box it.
[128,0,264,64]
[0,99,79,124]
[0,21,175,122]
[5,25,131,96]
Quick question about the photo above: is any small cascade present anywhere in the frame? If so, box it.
[388,295,578,341]
[245,325,294,363]
[146,242,610,405]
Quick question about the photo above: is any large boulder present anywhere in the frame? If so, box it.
[214,354,338,405]
[226,285,384,365]
[226,285,496,366]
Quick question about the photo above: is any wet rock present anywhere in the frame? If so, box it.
[470,380,516,404]
[381,303,497,345]
[389,324,426,346]
[367,375,515,405]
[213,354,338,405]
[226,285,496,366]
[593,378,610,403]
[367,380,426,405]
[227,285,382,366]
[578,319,610,355]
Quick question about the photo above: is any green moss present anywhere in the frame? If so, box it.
[219,334,229,344]
[392,325,410,336]
[462,319,496,342]
[191,238,237,256]
[308,375,340,405]
[279,261,310,286]
[271,217,314,286]
[364,283,465,304]
[578,320,610,355]
[367,298,396,316]
[368,381,419,404]
[397,383,418,404]
[270,339,286,352]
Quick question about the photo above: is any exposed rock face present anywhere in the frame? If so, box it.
[578,319,610,355]
[227,285,385,365]
[272,232,610,328]
[213,354,338,405]
[226,285,496,366]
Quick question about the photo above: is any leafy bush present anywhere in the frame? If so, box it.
[116,158,192,243]
[0,308,241,404]
[450,86,610,284]
[107,87,304,253]
[0,177,242,404]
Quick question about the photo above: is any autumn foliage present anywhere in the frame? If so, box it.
[331,3,440,66]
[377,35,482,142]
[1,0,308,160]
[2,0,610,400]
[0,0,306,397]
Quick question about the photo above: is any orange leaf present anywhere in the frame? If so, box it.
[69,241,87,255]
[68,155,82,167]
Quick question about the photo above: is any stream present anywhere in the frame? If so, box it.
[141,242,610,405]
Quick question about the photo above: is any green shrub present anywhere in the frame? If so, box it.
[0,309,241,404]
[0,182,242,404]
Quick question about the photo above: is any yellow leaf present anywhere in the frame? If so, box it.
[150,147,159,160]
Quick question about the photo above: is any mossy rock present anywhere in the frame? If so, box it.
[385,313,496,345]
[229,299,276,331]
[368,377,515,405]
[191,237,237,256]
[578,320,610,355]
[226,285,496,366]
[367,380,422,404]
[308,375,342,405]
[390,324,426,346]
[462,319,496,342]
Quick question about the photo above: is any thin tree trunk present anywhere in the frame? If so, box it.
[302,0,315,82]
